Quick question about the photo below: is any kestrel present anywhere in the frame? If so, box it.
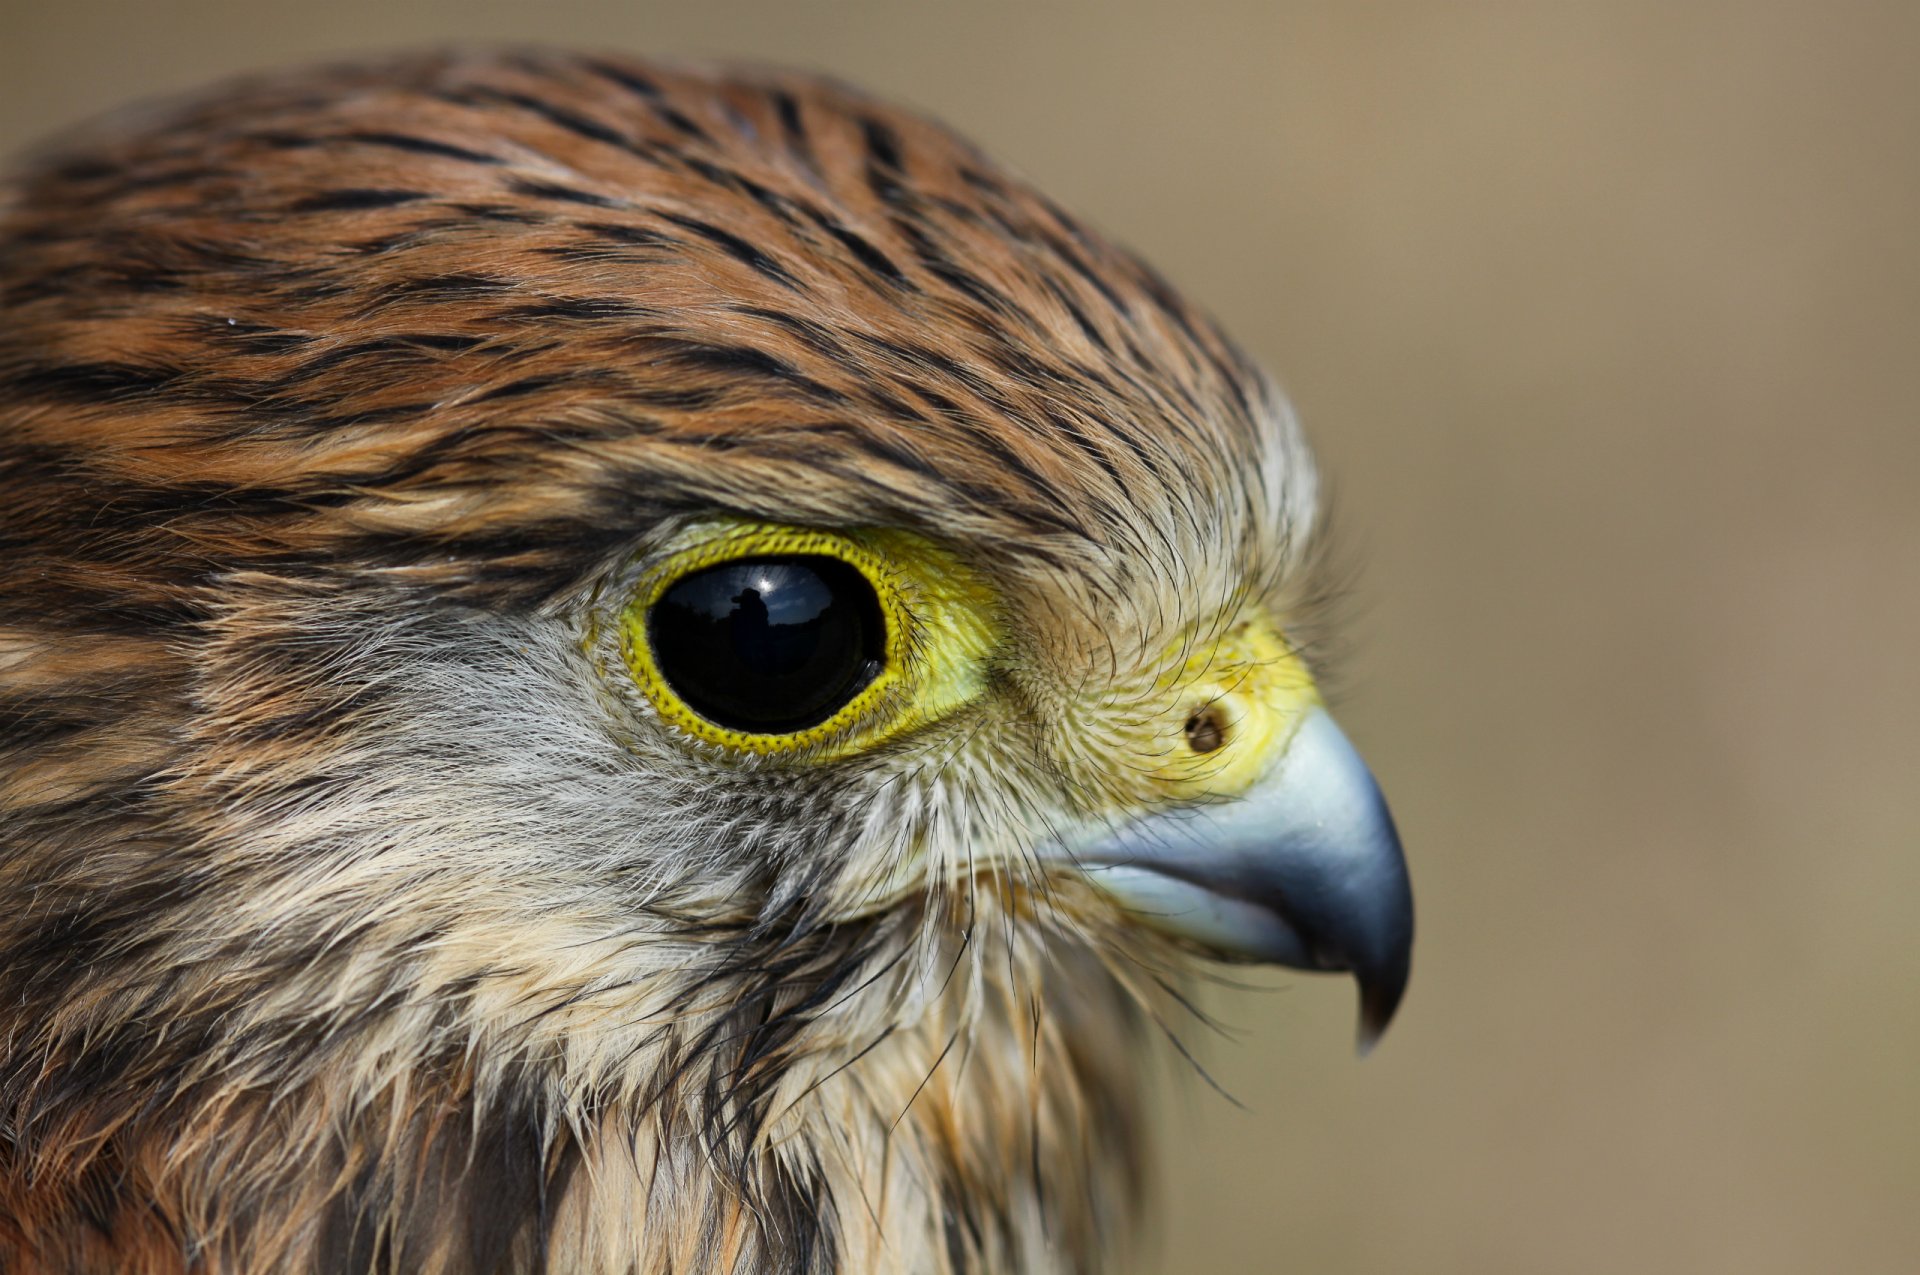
[0,50,1412,1274]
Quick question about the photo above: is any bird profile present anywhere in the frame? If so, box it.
[0,49,1412,1275]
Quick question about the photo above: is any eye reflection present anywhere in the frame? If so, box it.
[647,555,885,734]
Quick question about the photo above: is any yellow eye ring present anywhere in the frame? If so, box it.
[618,524,915,757]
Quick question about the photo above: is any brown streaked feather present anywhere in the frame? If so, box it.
[2,50,1280,609]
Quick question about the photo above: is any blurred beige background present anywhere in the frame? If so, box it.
[4,2,1915,1272]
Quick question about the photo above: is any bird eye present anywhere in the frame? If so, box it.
[647,555,886,734]
[619,522,997,760]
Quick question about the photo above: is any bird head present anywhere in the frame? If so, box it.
[0,50,1410,1273]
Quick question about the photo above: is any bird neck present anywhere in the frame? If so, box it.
[2,910,1150,1275]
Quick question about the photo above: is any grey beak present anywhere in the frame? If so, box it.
[1074,707,1414,1053]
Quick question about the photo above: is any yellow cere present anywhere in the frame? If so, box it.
[618,519,1001,760]
[1143,615,1323,801]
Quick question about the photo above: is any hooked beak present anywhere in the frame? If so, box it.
[1071,707,1414,1053]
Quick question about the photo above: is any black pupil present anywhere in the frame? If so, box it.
[648,555,885,734]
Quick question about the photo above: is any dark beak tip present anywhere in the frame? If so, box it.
[1353,957,1412,1058]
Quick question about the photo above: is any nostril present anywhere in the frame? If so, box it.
[1183,705,1227,755]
